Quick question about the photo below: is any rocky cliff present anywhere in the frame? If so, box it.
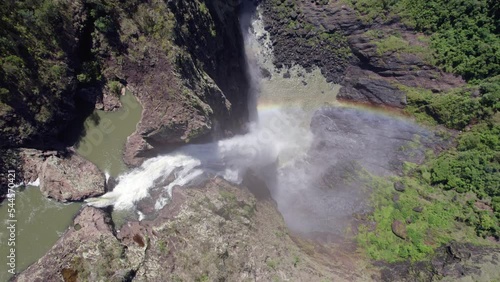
[14,178,356,282]
[0,0,250,196]
[259,0,464,108]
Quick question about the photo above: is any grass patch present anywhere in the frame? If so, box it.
[374,35,433,62]
[357,172,487,262]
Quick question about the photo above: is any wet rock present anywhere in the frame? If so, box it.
[380,242,500,281]
[115,0,250,166]
[391,220,407,240]
[338,75,407,108]
[123,133,153,167]
[16,178,352,281]
[99,93,122,111]
[39,152,106,202]
[14,207,131,282]
[311,107,436,176]
[260,0,464,108]
[394,182,406,192]
[18,149,48,184]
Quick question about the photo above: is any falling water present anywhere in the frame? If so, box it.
[88,2,431,237]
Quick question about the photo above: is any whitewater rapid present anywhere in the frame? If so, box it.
[86,108,312,210]
[87,6,351,235]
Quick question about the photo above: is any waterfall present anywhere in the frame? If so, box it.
[87,2,377,236]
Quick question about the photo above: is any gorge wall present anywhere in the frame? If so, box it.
[0,0,250,196]
[259,0,464,108]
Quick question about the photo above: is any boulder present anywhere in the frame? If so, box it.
[391,220,407,240]
[39,152,106,202]
[394,182,406,192]
[16,178,361,281]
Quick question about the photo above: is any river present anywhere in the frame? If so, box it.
[0,91,142,281]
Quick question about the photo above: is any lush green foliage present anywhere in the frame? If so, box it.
[359,71,499,263]
[429,121,500,236]
[358,157,498,262]
[358,20,499,260]
[346,0,500,80]
[370,34,433,62]
[405,84,499,130]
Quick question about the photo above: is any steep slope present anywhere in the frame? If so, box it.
[14,178,367,281]
[0,0,250,195]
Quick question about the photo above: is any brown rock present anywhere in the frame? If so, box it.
[123,133,153,167]
[39,152,106,202]
[14,207,132,282]
[16,178,367,281]
[394,182,406,192]
[391,220,407,240]
[100,93,122,111]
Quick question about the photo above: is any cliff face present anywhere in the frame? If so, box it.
[120,0,251,165]
[14,178,351,282]
[259,0,464,108]
[0,1,84,148]
[0,0,249,158]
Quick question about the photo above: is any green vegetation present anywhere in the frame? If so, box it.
[266,258,278,270]
[107,80,122,96]
[0,0,124,145]
[404,78,500,130]
[357,170,491,262]
[345,0,500,80]
[372,34,432,62]
[352,1,499,262]
[360,71,499,263]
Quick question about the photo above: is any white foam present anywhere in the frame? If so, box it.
[104,172,110,184]
[86,108,312,211]
[27,178,40,187]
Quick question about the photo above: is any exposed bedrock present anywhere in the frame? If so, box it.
[15,178,359,281]
[8,148,107,202]
[1,0,253,197]
[119,0,251,166]
[259,0,464,108]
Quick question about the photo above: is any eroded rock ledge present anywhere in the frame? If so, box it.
[15,178,347,282]
[19,148,106,202]
[259,0,464,108]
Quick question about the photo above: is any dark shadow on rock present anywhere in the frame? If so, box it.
[58,90,101,147]
[0,147,22,203]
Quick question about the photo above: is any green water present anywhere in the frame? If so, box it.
[0,186,81,281]
[76,91,142,178]
[77,92,142,228]
[0,92,142,280]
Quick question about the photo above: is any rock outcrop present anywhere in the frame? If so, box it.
[14,207,130,282]
[39,152,106,202]
[108,0,251,166]
[1,0,252,197]
[15,178,362,281]
[260,0,464,108]
[11,149,107,202]
[310,107,439,176]
[379,242,500,281]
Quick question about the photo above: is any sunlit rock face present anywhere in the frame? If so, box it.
[310,107,435,176]
[266,106,439,237]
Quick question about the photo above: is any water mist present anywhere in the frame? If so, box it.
[88,1,432,239]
